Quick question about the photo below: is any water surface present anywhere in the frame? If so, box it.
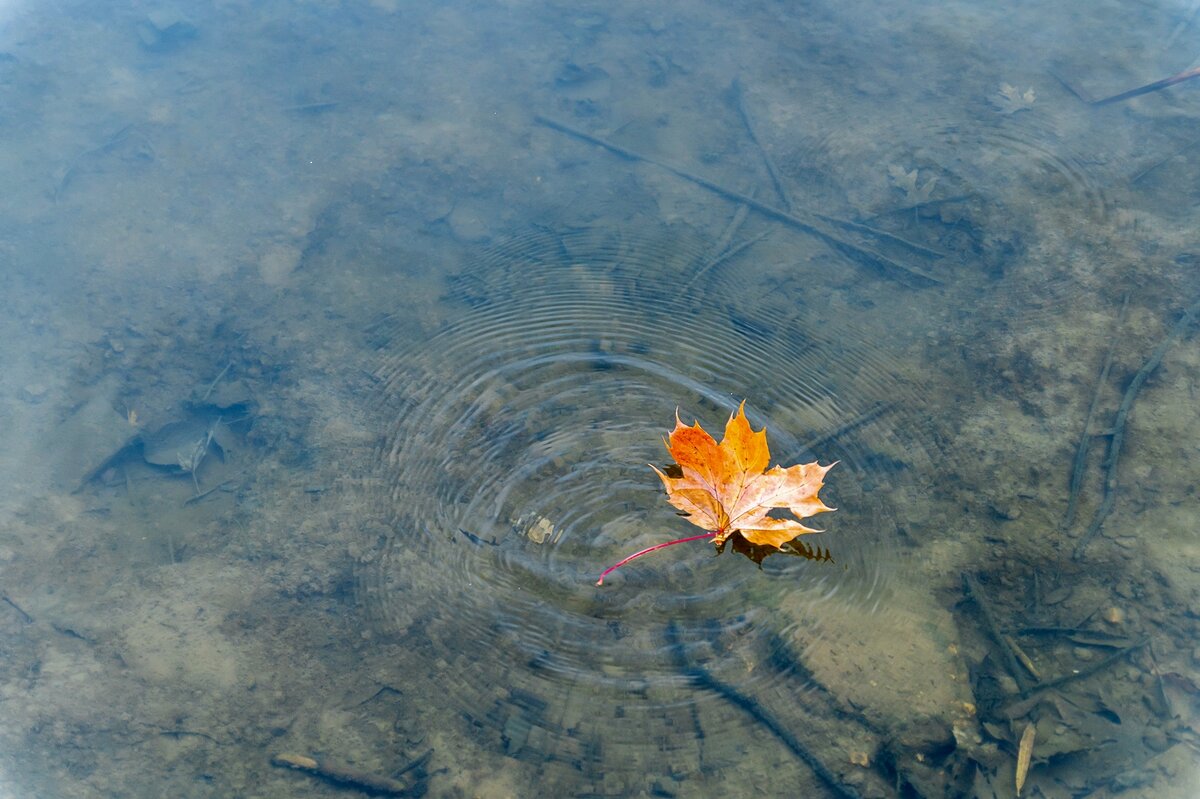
[1,1,1197,797]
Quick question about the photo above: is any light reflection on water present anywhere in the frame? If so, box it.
[0,0,1197,796]
[353,227,931,787]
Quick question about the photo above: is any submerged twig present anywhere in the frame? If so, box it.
[731,77,794,211]
[963,574,1034,693]
[1055,64,1200,106]
[123,464,135,503]
[1164,1,1200,51]
[54,123,149,202]
[1063,293,1129,533]
[271,752,417,796]
[1093,64,1200,106]
[1013,640,1147,700]
[1129,135,1200,185]
[2,595,34,624]
[801,402,895,452]
[683,188,757,292]
[712,196,753,258]
[1003,634,1042,681]
[183,478,236,506]
[665,622,862,799]
[457,528,499,547]
[202,362,232,402]
[393,748,433,780]
[152,726,221,744]
[862,193,974,221]
[683,230,770,292]
[1073,296,1200,559]
[1017,626,1134,648]
[283,101,339,115]
[535,115,944,284]
[178,417,221,498]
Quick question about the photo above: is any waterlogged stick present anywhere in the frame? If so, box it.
[271,753,413,795]
[664,622,863,799]
[1093,64,1200,106]
[1063,294,1128,533]
[535,115,945,284]
[1073,295,1200,559]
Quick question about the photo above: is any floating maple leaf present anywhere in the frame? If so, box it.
[596,403,836,585]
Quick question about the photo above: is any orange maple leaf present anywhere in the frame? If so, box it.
[597,402,836,585]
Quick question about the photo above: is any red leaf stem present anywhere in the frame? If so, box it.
[595,532,717,586]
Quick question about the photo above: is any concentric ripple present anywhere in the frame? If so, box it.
[353,225,945,775]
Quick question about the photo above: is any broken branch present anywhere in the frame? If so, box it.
[535,115,944,284]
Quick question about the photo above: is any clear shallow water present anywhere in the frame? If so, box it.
[1,1,1198,797]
